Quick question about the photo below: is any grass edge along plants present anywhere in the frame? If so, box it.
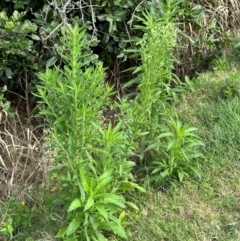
[36,24,144,241]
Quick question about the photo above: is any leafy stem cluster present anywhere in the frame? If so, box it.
[36,24,144,240]
[35,3,204,240]
[121,8,204,186]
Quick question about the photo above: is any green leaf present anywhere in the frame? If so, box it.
[189,165,202,179]
[146,142,161,151]
[235,42,240,48]
[99,221,127,239]
[68,198,82,212]
[95,204,109,220]
[55,227,67,238]
[94,173,112,194]
[123,77,140,88]
[129,182,146,192]
[46,56,58,68]
[5,67,13,79]
[5,21,14,30]
[84,196,94,212]
[112,223,127,239]
[95,231,108,241]
[186,127,198,132]
[12,10,21,21]
[97,14,106,21]
[0,11,8,21]
[151,166,164,175]
[102,33,110,45]
[157,132,173,139]
[80,169,90,195]
[125,201,139,210]
[30,34,40,41]
[95,193,125,208]
[177,169,185,182]
[167,140,176,151]
[54,114,68,125]
[133,66,143,74]
[113,9,127,22]
[104,197,125,208]
[119,211,126,222]
[160,168,171,178]
[67,214,83,237]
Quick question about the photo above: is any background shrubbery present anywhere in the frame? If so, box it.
[1,0,239,98]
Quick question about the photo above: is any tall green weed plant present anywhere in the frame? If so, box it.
[36,24,144,241]
[122,10,178,146]
[121,8,178,161]
[121,6,203,186]
[146,118,204,185]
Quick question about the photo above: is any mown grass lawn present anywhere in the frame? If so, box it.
[128,63,240,241]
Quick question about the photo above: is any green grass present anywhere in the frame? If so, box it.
[128,63,240,241]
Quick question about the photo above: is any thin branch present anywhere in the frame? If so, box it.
[41,22,63,41]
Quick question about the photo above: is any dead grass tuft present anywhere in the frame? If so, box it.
[0,109,49,199]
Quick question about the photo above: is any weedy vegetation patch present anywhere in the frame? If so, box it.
[1,0,240,240]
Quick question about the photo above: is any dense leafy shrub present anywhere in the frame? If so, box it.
[0,0,146,93]
[1,0,239,100]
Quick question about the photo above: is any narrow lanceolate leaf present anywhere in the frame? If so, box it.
[189,165,202,179]
[94,204,109,220]
[99,220,127,239]
[157,132,173,139]
[67,214,83,237]
[80,169,90,195]
[111,222,127,239]
[186,127,198,133]
[95,231,108,241]
[94,175,112,194]
[95,193,125,208]
[68,198,82,212]
[84,196,94,212]
[54,114,67,125]
[102,196,125,209]
[125,201,139,210]
[55,227,67,238]
[151,167,164,175]
[178,169,185,182]
[160,168,171,178]
[129,182,146,192]
[46,56,58,68]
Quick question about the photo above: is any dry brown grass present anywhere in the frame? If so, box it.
[0,109,48,199]
[175,0,240,78]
